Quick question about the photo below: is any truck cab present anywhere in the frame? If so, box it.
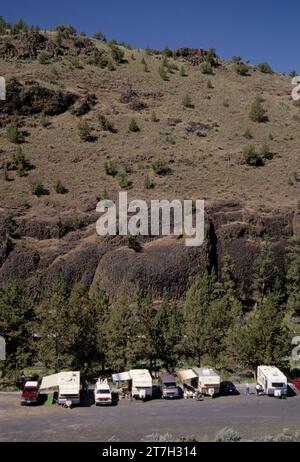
[21,381,39,405]
[159,374,179,399]
[94,378,112,405]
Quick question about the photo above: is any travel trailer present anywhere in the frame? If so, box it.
[177,367,220,397]
[112,369,152,400]
[94,378,113,405]
[158,373,180,399]
[40,371,80,406]
[20,381,39,405]
[257,366,287,397]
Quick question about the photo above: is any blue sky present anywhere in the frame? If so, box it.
[1,0,299,73]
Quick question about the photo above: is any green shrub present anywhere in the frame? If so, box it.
[129,118,140,132]
[223,99,229,107]
[243,128,253,139]
[182,94,193,108]
[38,52,48,65]
[232,56,242,63]
[30,179,47,196]
[243,145,264,166]
[144,175,154,189]
[249,96,268,123]
[11,146,31,176]
[162,46,172,57]
[236,63,250,76]
[117,172,131,189]
[78,121,92,141]
[151,159,171,175]
[215,428,241,442]
[107,60,115,71]
[258,62,273,74]
[166,135,176,145]
[109,44,124,63]
[54,179,68,194]
[159,65,168,80]
[207,79,214,89]
[98,113,116,132]
[92,30,106,41]
[201,61,213,75]
[104,160,118,177]
[7,125,23,144]
[290,70,298,78]
[179,65,187,77]
[259,143,273,160]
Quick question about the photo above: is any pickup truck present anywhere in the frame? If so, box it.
[21,381,39,405]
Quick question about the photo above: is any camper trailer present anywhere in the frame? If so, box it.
[159,373,180,399]
[112,369,152,400]
[40,371,80,406]
[94,378,113,405]
[177,367,220,397]
[257,366,287,397]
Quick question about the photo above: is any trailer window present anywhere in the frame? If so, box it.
[271,382,284,388]
[97,389,110,394]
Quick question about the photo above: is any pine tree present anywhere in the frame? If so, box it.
[90,281,110,370]
[0,282,35,378]
[154,296,183,371]
[105,295,136,370]
[252,237,273,303]
[36,279,70,371]
[286,235,300,315]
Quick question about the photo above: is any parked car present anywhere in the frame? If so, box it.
[220,381,239,396]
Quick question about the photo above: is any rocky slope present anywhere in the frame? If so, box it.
[0,31,299,298]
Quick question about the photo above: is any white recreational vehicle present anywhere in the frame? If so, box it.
[40,371,80,406]
[112,369,152,400]
[257,366,287,397]
[177,367,220,397]
[94,378,113,405]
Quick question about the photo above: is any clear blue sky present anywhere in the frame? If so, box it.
[1,0,299,73]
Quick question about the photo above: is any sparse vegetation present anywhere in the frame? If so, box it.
[159,65,168,80]
[243,128,253,139]
[258,62,273,74]
[207,79,214,89]
[129,118,140,132]
[151,111,159,122]
[179,65,187,77]
[78,121,93,141]
[151,159,172,175]
[144,175,154,189]
[104,160,118,177]
[109,43,125,64]
[243,145,264,167]
[259,143,273,160]
[117,172,131,190]
[98,113,116,132]
[30,179,47,196]
[38,52,48,65]
[200,61,213,75]
[182,94,193,108]
[236,63,250,76]
[11,146,31,176]
[54,179,68,194]
[7,125,23,144]
[249,96,268,123]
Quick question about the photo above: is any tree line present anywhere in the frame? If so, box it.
[0,235,299,380]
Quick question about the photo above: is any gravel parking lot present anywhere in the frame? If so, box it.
[0,392,300,442]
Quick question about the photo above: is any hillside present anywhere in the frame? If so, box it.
[0,29,299,297]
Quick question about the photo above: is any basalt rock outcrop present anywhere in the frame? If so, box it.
[0,204,295,300]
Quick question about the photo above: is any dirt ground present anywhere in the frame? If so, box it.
[0,391,299,442]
